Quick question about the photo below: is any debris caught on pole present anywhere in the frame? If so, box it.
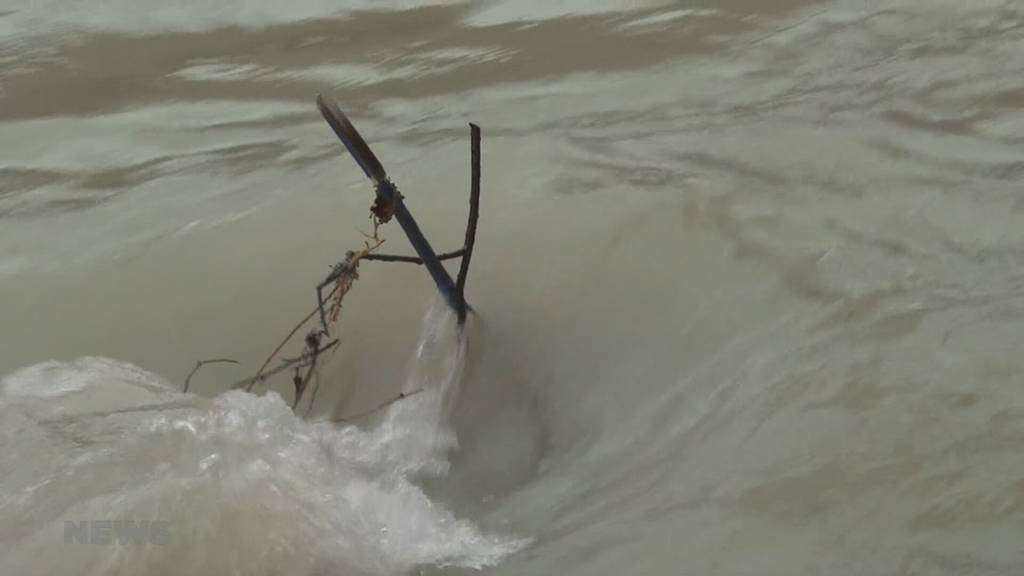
[316,95,464,316]
[189,95,485,416]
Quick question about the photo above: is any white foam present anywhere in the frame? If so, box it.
[1,356,166,398]
[0,303,526,575]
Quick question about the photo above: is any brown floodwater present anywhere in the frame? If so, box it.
[1,1,1023,574]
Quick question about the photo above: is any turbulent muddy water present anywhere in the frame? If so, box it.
[2,1,1024,574]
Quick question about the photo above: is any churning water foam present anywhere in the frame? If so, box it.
[0,301,526,576]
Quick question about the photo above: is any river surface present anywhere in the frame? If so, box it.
[2,1,1024,574]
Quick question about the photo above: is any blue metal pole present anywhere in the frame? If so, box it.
[316,95,462,315]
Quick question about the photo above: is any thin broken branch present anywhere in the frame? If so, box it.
[318,388,424,424]
[232,339,340,391]
[184,358,240,393]
[292,331,327,408]
[247,305,322,391]
[303,371,323,418]
[362,248,466,264]
[248,236,382,394]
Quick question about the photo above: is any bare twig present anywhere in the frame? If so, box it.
[316,388,425,424]
[184,358,240,393]
[247,305,322,391]
[232,339,340,391]
[251,236,382,393]
[316,237,384,334]
[292,331,325,409]
[303,370,322,418]
[363,248,466,264]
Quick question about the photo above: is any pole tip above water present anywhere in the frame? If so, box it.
[316,94,388,184]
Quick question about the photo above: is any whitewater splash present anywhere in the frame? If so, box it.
[0,301,525,576]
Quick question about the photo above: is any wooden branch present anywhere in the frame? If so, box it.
[362,248,466,264]
[184,358,239,393]
[322,388,424,424]
[455,123,481,324]
[246,304,322,391]
[231,339,340,391]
